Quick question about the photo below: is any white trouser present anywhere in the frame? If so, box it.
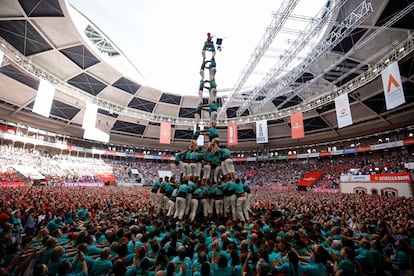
[236,196,246,222]
[189,198,199,222]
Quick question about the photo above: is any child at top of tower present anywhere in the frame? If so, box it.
[202,32,216,60]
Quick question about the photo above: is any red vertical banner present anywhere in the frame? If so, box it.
[290,112,304,139]
[227,123,238,145]
[160,122,171,144]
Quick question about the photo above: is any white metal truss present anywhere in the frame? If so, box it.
[233,0,349,117]
[226,34,414,125]
[217,0,300,117]
[238,0,372,115]
[276,1,414,110]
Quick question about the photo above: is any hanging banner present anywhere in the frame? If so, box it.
[160,122,171,144]
[381,61,405,110]
[335,93,353,128]
[82,102,98,130]
[83,127,110,143]
[33,79,55,117]
[290,112,304,139]
[298,172,324,187]
[227,123,238,145]
[256,120,268,144]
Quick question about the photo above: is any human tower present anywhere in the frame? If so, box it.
[170,33,236,186]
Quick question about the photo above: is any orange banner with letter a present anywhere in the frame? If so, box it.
[160,122,171,144]
[290,112,304,139]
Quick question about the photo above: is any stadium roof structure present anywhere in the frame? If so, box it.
[0,0,413,151]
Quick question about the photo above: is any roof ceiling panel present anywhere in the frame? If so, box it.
[49,99,80,120]
[86,62,122,84]
[226,107,249,118]
[95,114,117,130]
[332,28,367,53]
[279,95,303,110]
[376,0,414,30]
[159,93,181,105]
[293,72,314,86]
[31,18,80,48]
[0,0,24,17]
[349,102,379,122]
[359,28,409,61]
[116,114,148,125]
[144,125,166,139]
[32,51,80,80]
[249,100,275,114]
[320,111,338,128]
[97,109,119,119]
[18,0,63,17]
[60,45,100,69]
[0,20,53,56]
[268,124,291,138]
[112,77,141,95]
[112,120,145,135]
[316,102,336,114]
[154,103,179,117]
[174,129,193,140]
[181,95,199,106]
[402,82,414,103]
[350,78,383,101]
[69,110,85,126]
[178,107,196,119]
[387,109,414,126]
[362,94,387,115]
[98,86,134,107]
[0,64,39,90]
[399,55,414,78]
[127,97,155,113]
[69,110,116,129]
[0,73,36,106]
[238,129,256,140]
[67,72,106,96]
[53,89,84,108]
[135,87,162,101]
[302,116,330,132]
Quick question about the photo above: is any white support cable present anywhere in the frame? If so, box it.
[217,0,300,117]
[276,1,414,109]
[252,0,373,113]
[235,0,348,116]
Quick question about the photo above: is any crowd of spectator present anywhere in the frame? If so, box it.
[0,144,413,190]
[0,144,413,275]
[0,184,413,275]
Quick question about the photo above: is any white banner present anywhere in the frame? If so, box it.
[82,102,98,129]
[340,175,370,182]
[256,120,268,144]
[83,127,110,143]
[381,61,405,110]
[33,80,55,117]
[335,93,353,128]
